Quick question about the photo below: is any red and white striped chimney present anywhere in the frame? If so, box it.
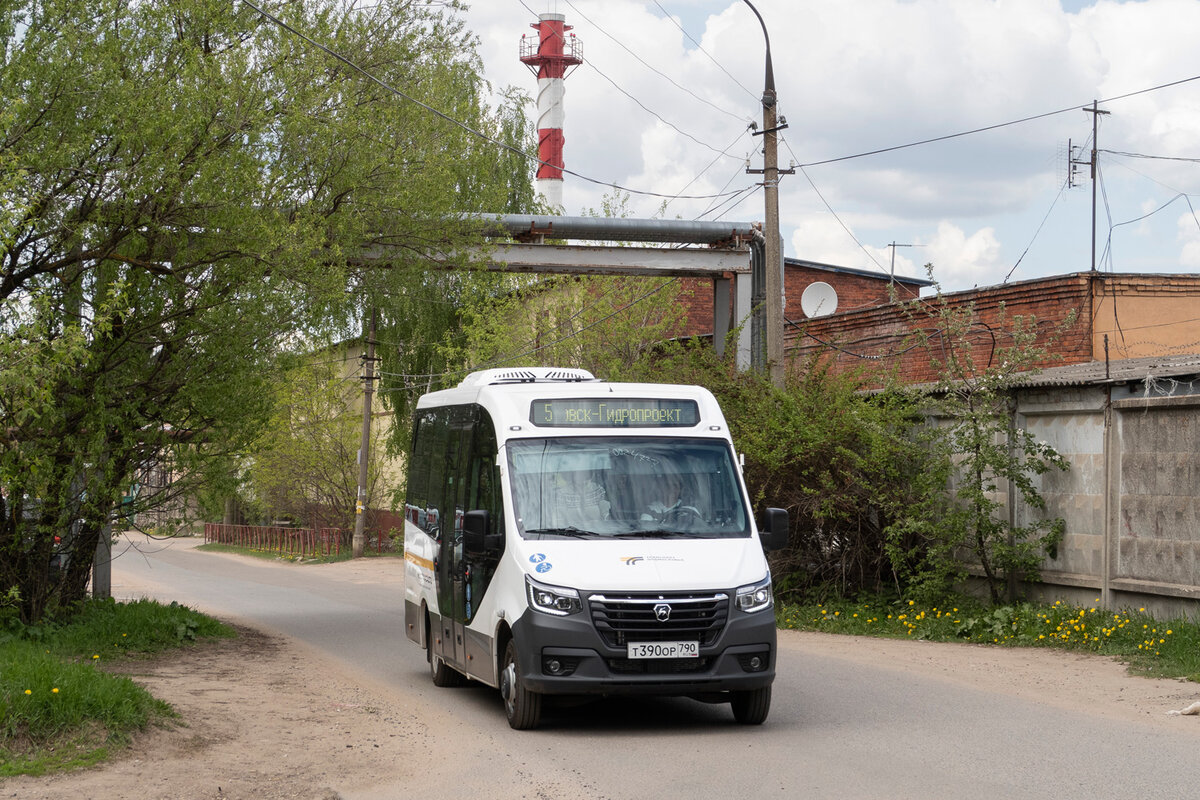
[520,13,583,210]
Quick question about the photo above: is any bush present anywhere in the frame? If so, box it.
[638,343,942,601]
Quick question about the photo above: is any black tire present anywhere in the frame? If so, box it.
[730,685,772,725]
[428,620,464,687]
[501,638,542,730]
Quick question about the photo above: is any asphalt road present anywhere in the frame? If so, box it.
[110,534,1200,800]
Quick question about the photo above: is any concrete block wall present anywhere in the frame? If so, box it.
[1006,387,1200,616]
[1113,400,1200,589]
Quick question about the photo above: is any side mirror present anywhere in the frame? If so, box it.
[463,510,503,557]
[759,507,789,552]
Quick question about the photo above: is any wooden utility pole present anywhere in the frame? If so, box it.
[352,308,377,558]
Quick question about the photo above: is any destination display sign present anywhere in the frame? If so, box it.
[530,398,700,428]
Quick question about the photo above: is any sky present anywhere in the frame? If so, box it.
[454,0,1200,293]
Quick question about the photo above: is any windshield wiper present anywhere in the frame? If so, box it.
[523,527,601,539]
[610,529,689,539]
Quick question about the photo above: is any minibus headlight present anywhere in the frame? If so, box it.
[736,577,773,613]
[526,576,582,616]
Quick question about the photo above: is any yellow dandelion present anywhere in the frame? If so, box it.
[24,689,31,695]
[51,687,59,694]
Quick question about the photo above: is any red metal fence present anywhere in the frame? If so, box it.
[202,523,392,558]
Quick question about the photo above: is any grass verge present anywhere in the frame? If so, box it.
[0,598,235,776]
[778,595,1200,682]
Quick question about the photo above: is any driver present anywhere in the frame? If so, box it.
[642,471,701,523]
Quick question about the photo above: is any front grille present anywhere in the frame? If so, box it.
[588,592,729,647]
[607,656,711,675]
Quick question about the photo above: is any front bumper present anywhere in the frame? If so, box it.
[511,600,776,697]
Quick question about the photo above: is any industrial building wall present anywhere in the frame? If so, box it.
[786,274,1094,386]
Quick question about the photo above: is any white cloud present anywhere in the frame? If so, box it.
[921,222,1003,288]
[459,1,1200,290]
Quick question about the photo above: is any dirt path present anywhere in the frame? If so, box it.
[6,553,1200,799]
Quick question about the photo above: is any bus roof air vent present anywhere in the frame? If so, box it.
[458,367,597,387]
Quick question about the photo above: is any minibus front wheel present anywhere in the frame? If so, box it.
[730,685,771,725]
[501,638,542,730]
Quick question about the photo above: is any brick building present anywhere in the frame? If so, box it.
[785,272,1200,384]
[678,256,932,349]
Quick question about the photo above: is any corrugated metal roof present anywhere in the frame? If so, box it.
[1013,354,1200,388]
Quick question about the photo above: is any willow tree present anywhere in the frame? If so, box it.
[0,0,536,622]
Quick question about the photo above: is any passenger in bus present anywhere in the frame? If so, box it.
[555,471,610,528]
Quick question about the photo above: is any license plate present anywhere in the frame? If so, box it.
[627,641,699,659]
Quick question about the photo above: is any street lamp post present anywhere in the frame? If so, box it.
[743,0,786,386]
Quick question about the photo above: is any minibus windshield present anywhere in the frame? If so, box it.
[507,437,750,539]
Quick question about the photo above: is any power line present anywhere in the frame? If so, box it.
[561,0,749,124]
[651,0,759,103]
[778,133,890,276]
[692,161,754,218]
[1004,176,1070,283]
[800,74,1200,169]
[1101,149,1200,164]
[517,0,748,160]
[662,127,756,213]
[242,0,746,202]
[697,180,759,222]
[584,57,739,157]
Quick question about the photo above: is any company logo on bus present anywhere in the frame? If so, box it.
[620,555,684,566]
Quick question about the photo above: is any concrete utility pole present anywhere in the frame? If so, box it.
[352,308,377,559]
[743,0,787,386]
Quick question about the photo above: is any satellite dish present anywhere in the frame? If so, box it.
[800,281,838,318]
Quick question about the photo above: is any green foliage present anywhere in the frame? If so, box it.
[0,0,536,622]
[245,355,390,531]
[0,598,230,775]
[781,595,1200,682]
[892,282,1074,604]
[450,273,691,381]
[0,641,171,775]
[635,342,941,601]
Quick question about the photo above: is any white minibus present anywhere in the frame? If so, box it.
[403,367,788,729]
